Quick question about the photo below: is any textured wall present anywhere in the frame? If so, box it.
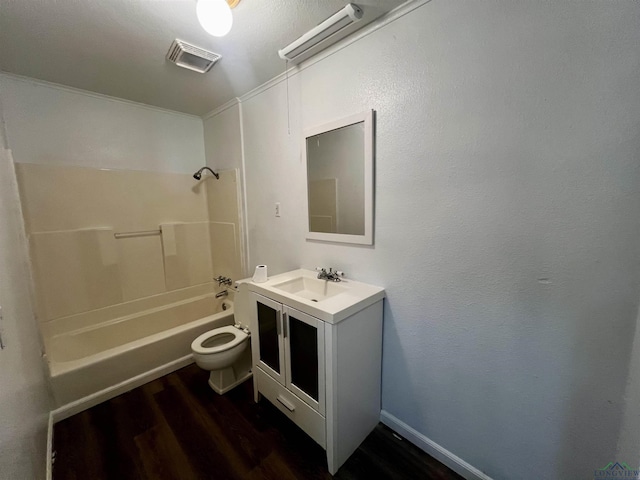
[204,103,243,172]
[0,149,51,479]
[0,74,205,173]
[241,1,640,478]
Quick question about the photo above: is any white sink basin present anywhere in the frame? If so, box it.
[272,276,347,302]
[239,269,385,323]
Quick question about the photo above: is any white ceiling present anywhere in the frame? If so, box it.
[0,0,405,116]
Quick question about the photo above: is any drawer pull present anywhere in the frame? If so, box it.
[277,395,296,412]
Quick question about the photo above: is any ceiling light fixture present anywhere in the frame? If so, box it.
[196,0,240,37]
[278,3,363,62]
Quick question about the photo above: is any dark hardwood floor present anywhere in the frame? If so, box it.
[53,364,464,479]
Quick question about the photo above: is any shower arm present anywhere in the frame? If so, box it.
[193,166,220,180]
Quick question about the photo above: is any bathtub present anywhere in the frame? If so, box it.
[46,289,235,406]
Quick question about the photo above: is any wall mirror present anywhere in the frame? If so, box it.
[303,110,374,245]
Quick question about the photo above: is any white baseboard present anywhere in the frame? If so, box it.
[46,411,54,480]
[380,410,493,480]
[50,354,194,423]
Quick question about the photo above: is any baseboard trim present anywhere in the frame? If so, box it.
[380,410,492,480]
[46,411,54,480]
[50,354,194,423]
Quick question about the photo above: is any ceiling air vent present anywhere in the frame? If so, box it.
[166,39,221,73]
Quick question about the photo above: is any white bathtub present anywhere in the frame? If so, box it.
[46,290,235,406]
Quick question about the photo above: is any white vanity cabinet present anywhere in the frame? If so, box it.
[238,269,385,475]
[251,293,328,446]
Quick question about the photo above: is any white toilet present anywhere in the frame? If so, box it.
[191,324,252,394]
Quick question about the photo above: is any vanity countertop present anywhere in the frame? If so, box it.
[235,269,385,323]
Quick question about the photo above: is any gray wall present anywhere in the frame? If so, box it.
[239,1,640,478]
[0,88,51,478]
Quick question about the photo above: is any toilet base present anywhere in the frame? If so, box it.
[208,369,253,395]
[206,345,252,394]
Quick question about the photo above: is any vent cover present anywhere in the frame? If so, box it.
[166,39,221,73]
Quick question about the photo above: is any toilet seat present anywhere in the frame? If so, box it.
[191,326,248,355]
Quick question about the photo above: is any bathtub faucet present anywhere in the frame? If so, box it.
[214,276,232,287]
[215,290,228,298]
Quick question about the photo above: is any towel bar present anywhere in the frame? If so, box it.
[114,229,161,239]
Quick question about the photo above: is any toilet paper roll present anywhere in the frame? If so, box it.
[253,265,268,283]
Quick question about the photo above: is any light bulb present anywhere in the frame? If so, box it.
[196,0,233,37]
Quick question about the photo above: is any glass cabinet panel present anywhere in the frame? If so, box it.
[288,314,319,401]
[257,300,280,374]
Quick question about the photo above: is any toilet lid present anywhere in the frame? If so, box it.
[191,326,247,355]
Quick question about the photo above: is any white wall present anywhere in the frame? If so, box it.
[240,1,640,479]
[0,145,51,478]
[0,74,205,173]
[203,102,243,171]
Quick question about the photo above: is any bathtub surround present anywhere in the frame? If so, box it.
[232,1,640,479]
[161,222,216,292]
[16,164,243,318]
[29,227,123,320]
[204,166,245,280]
[203,100,249,278]
[14,164,244,405]
[0,76,246,408]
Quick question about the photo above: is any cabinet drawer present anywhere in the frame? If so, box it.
[256,367,326,448]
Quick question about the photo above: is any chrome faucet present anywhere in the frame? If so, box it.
[215,290,228,298]
[316,267,344,282]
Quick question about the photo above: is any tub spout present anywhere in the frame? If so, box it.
[215,290,228,299]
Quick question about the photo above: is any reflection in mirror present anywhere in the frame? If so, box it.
[303,110,374,245]
[307,122,364,235]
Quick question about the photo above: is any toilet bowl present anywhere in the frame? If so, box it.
[191,325,252,394]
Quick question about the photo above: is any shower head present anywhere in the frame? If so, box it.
[193,166,219,180]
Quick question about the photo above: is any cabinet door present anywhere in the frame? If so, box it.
[283,306,325,414]
[252,293,285,385]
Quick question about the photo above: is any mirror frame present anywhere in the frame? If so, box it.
[303,110,374,245]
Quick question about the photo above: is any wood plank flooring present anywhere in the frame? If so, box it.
[53,364,464,479]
